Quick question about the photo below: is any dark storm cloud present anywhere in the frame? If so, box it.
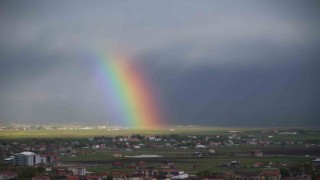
[139,39,320,127]
[0,0,319,126]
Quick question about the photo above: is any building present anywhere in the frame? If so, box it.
[13,152,46,166]
[14,152,35,166]
[112,162,124,169]
[32,176,50,180]
[41,153,58,163]
[3,157,14,164]
[249,150,263,157]
[127,174,144,180]
[0,171,18,180]
[312,158,320,171]
[85,175,102,180]
[113,153,122,158]
[68,167,86,176]
[138,168,188,179]
[253,162,264,168]
[66,176,80,180]
[112,172,127,180]
[260,171,281,180]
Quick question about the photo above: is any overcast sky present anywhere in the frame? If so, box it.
[1,0,320,127]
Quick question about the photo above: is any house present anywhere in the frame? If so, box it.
[139,167,159,179]
[195,145,206,149]
[208,149,216,155]
[249,150,263,157]
[193,151,203,157]
[139,168,189,179]
[55,168,68,176]
[3,157,14,164]
[98,173,109,180]
[136,161,145,168]
[127,174,144,180]
[312,158,320,171]
[221,161,240,168]
[32,175,50,180]
[41,153,58,163]
[0,171,18,180]
[159,169,188,179]
[68,167,86,176]
[161,160,174,169]
[234,172,261,180]
[261,171,281,180]
[295,174,312,180]
[112,171,127,180]
[253,162,264,168]
[113,153,122,158]
[85,175,102,180]
[172,171,189,179]
[66,175,80,180]
[112,162,124,169]
[132,145,141,149]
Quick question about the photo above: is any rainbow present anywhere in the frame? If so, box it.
[96,54,163,129]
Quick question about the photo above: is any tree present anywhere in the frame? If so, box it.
[196,170,213,177]
[36,166,45,175]
[17,167,37,180]
[280,168,289,177]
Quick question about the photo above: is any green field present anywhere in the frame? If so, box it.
[1,127,318,140]
[0,127,238,139]
[60,148,314,174]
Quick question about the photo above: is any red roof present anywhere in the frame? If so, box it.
[113,162,123,165]
[137,161,145,165]
[160,169,179,173]
[85,175,102,178]
[112,171,126,175]
[255,162,264,165]
[99,172,109,176]
[67,175,80,180]
[0,171,18,176]
[32,175,50,180]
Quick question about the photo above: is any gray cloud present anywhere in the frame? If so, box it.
[138,39,320,127]
[0,0,320,126]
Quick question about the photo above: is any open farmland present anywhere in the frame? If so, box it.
[0,126,230,139]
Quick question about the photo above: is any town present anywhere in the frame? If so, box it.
[2,0,320,179]
[1,127,319,179]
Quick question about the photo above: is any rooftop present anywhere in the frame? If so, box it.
[20,151,35,156]
[312,158,320,162]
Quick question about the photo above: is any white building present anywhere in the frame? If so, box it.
[172,171,188,179]
[13,152,46,166]
[68,167,86,175]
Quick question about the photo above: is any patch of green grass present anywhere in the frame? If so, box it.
[86,165,113,173]
[61,147,314,174]
[62,151,114,161]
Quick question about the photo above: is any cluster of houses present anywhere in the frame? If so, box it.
[0,167,309,180]
[0,150,191,179]
[1,149,319,179]
[1,131,318,160]
[1,130,320,179]
[0,162,189,180]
